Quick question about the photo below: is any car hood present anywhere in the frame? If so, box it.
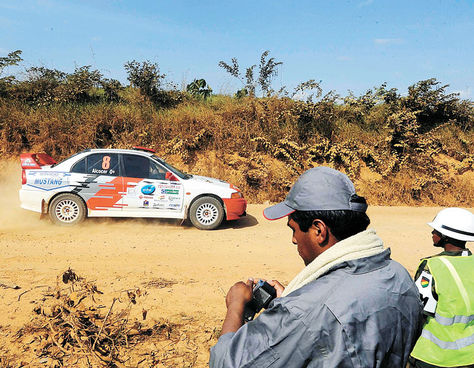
[189,175,229,188]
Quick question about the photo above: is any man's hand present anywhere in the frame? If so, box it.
[249,278,285,298]
[266,280,285,298]
[226,279,253,309]
[221,279,253,336]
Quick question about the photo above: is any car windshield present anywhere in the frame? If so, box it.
[152,156,192,179]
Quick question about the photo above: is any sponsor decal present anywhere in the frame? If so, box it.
[90,168,116,175]
[34,171,64,177]
[141,185,156,195]
[161,189,179,195]
[168,196,181,202]
[28,172,72,191]
[34,177,63,185]
[143,200,150,206]
[421,276,430,288]
[139,194,153,199]
[23,158,37,167]
[157,183,181,189]
[168,203,180,208]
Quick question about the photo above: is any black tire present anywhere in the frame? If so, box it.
[49,193,86,226]
[189,196,224,230]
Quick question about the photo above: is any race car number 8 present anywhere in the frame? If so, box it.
[102,156,111,170]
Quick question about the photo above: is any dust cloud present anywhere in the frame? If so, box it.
[0,160,41,231]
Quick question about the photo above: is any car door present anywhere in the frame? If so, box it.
[70,152,124,213]
[120,154,184,216]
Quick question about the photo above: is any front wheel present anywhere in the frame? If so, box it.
[49,193,86,226]
[189,197,224,230]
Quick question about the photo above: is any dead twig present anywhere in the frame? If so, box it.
[17,289,30,301]
[17,285,50,301]
[92,297,116,351]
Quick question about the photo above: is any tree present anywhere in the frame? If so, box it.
[219,50,282,97]
[0,50,22,77]
[0,50,23,96]
[186,79,212,99]
[258,50,283,96]
[100,78,122,102]
[15,66,66,104]
[124,60,165,100]
[292,79,322,103]
[401,78,466,131]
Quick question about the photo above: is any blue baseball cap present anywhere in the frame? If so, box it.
[263,167,367,220]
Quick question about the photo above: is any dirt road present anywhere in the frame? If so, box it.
[1,160,470,366]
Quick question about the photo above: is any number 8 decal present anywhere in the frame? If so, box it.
[102,155,111,170]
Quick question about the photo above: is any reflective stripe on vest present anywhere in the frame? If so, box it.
[411,255,474,367]
[435,312,474,326]
[421,329,474,350]
[439,257,471,311]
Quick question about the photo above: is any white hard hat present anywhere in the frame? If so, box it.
[428,208,474,242]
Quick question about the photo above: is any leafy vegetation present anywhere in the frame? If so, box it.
[219,50,283,97]
[1,49,472,206]
[186,79,212,100]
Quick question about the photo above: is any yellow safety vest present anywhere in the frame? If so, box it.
[411,255,474,367]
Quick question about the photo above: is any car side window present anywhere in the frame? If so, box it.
[71,157,86,173]
[122,154,151,178]
[149,160,167,180]
[86,153,120,176]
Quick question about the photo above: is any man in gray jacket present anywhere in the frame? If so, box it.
[210,167,422,367]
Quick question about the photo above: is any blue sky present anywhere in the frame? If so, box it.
[1,0,473,99]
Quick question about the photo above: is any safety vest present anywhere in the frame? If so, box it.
[411,255,474,367]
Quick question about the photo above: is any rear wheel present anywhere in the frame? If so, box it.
[189,197,224,230]
[49,194,86,226]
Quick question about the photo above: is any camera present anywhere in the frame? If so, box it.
[243,280,277,322]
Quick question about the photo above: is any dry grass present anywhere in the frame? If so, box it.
[1,95,472,206]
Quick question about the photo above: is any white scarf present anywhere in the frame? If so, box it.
[282,229,385,296]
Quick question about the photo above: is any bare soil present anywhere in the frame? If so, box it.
[1,160,471,366]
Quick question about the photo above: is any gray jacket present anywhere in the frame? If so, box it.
[210,249,422,367]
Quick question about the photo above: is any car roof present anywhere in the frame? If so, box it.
[83,148,155,157]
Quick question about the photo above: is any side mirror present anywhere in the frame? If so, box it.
[165,172,178,181]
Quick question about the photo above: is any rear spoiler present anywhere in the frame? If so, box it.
[20,153,57,169]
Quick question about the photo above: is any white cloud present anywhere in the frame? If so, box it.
[454,88,472,99]
[293,90,309,101]
[374,38,403,45]
[358,0,374,7]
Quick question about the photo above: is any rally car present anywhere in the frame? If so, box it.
[19,147,247,230]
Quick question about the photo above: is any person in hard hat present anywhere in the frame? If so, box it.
[410,207,474,368]
[210,167,422,368]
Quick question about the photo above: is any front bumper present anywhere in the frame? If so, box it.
[223,197,247,220]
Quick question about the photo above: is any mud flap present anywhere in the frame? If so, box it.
[40,199,47,219]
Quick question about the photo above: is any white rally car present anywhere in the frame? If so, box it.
[19,147,247,230]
